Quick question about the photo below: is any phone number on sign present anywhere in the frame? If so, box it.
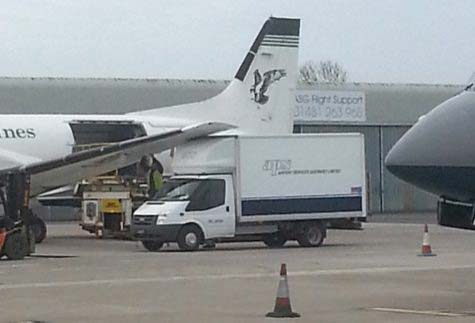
[294,105,365,121]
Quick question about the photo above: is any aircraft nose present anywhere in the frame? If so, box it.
[385,137,410,169]
[385,91,475,198]
[384,114,453,197]
[384,124,429,186]
[384,140,408,176]
[385,108,444,173]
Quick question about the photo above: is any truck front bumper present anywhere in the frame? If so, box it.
[131,224,181,242]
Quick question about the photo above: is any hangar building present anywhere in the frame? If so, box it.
[0,77,463,217]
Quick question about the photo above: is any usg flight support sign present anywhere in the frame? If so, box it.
[293,90,366,123]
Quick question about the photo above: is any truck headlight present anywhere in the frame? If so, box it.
[156,212,169,225]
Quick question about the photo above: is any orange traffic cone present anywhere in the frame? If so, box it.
[266,263,300,318]
[418,224,436,256]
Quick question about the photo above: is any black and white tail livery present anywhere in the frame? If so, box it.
[131,17,300,134]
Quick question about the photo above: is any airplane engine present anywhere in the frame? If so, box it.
[437,200,475,231]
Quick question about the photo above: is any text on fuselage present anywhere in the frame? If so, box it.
[0,128,36,139]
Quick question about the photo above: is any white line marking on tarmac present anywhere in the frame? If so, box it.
[0,264,474,290]
[369,307,467,317]
[0,263,34,268]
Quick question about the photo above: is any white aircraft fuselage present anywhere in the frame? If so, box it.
[0,114,184,169]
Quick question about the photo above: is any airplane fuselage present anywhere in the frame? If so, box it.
[0,114,187,170]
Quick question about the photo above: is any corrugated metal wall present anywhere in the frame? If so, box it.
[296,124,437,213]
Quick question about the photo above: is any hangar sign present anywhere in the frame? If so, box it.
[293,90,366,122]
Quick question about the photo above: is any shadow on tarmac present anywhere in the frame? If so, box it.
[29,254,78,259]
[141,242,361,253]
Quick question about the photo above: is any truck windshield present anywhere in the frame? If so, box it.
[153,179,201,201]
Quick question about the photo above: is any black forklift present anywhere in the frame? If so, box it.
[0,172,36,260]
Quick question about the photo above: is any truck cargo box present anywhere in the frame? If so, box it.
[173,134,366,223]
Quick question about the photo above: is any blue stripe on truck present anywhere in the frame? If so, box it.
[241,196,362,216]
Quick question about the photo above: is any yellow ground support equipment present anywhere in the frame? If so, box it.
[79,176,142,238]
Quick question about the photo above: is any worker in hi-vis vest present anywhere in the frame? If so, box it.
[148,160,163,198]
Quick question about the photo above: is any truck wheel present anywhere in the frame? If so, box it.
[263,232,287,248]
[31,216,47,244]
[4,232,29,260]
[177,225,202,251]
[297,223,325,247]
[141,240,164,252]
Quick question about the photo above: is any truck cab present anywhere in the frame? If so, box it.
[132,174,236,251]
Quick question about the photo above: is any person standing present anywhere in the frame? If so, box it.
[148,160,163,198]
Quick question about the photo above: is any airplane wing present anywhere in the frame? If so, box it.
[0,122,233,196]
[0,147,42,170]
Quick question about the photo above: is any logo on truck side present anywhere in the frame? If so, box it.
[263,159,342,177]
[263,160,292,176]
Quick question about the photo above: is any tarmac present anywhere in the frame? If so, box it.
[1,213,475,323]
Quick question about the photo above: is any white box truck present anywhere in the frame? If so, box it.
[131,134,366,251]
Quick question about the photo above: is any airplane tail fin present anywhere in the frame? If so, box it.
[233,17,300,90]
[132,17,300,134]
